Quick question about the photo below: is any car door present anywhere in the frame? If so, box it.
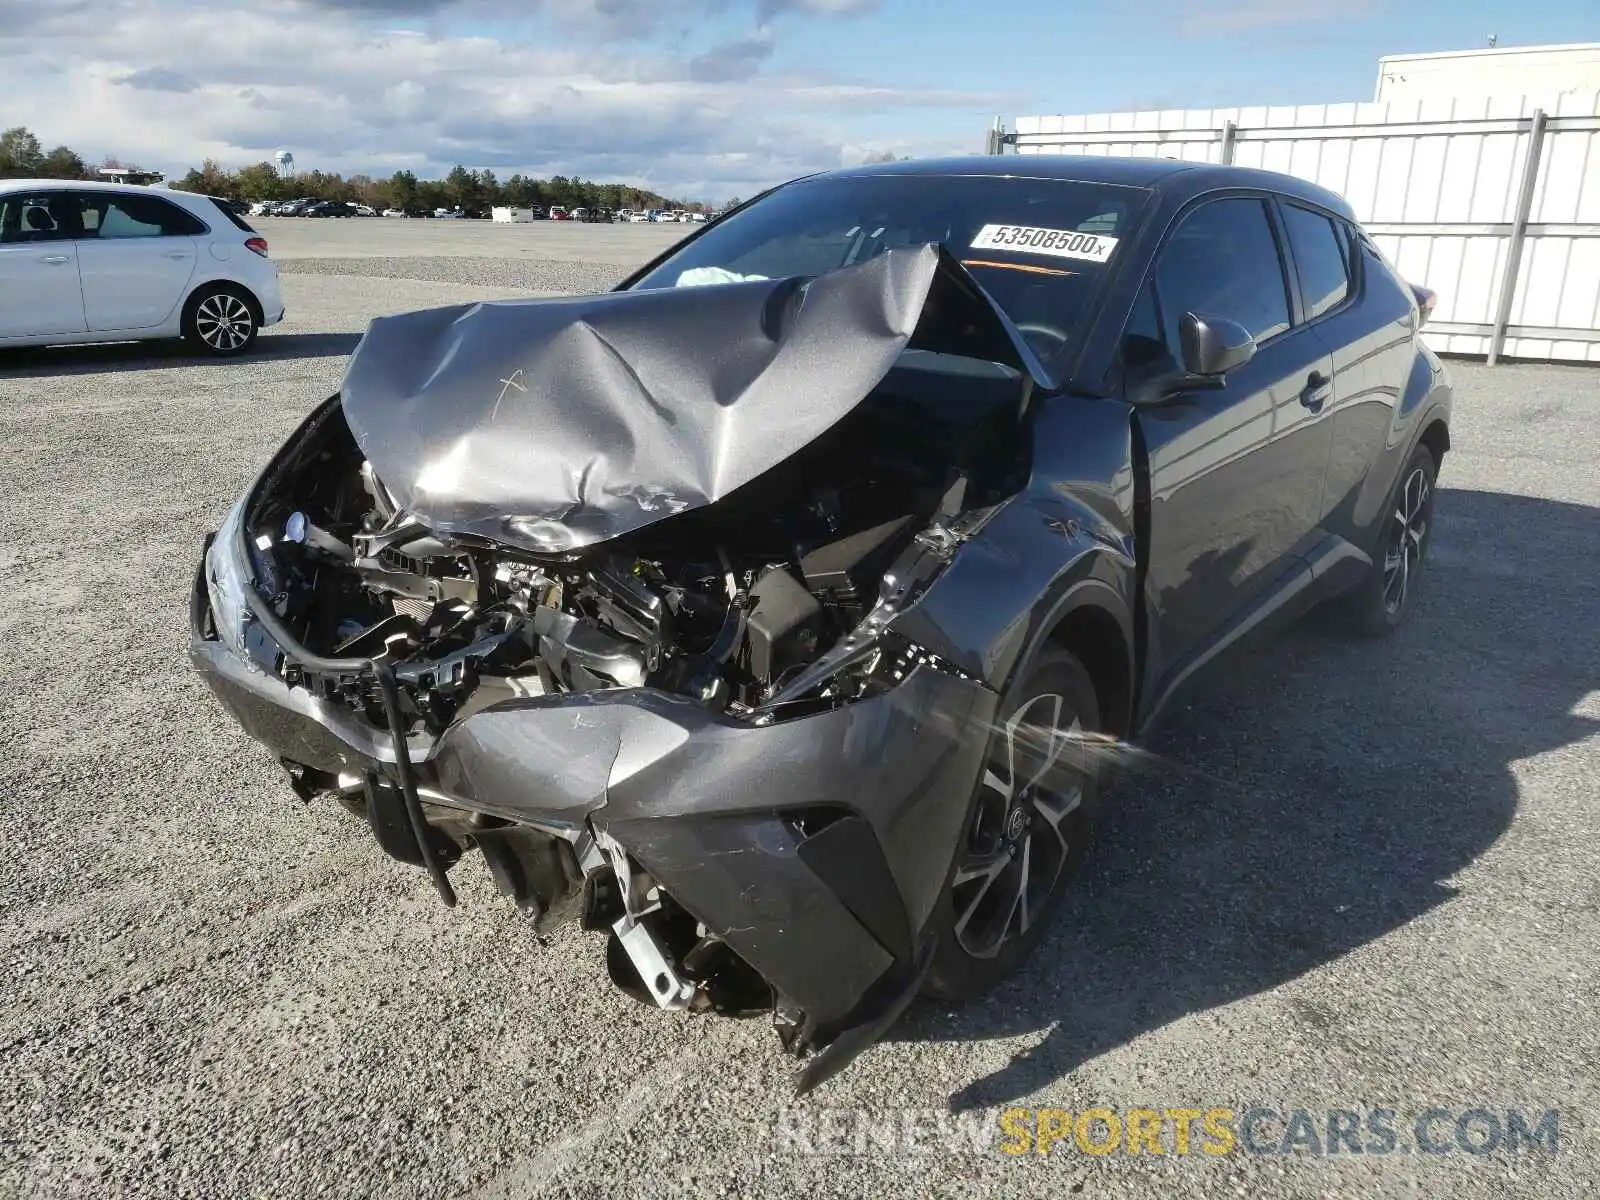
[70,190,204,331]
[1128,195,1335,687]
[0,191,87,338]
[1277,203,1411,560]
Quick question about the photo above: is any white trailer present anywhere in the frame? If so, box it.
[1377,43,1600,105]
[992,44,1600,364]
[491,207,535,223]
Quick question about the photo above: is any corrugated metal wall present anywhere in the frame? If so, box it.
[1001,92,1600,363]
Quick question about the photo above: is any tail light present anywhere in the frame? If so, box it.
[1409,282,1436,326]
[245,237,270,258]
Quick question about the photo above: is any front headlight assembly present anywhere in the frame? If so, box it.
[204,496,256,660]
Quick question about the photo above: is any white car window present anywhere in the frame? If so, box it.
[0,193,74,243]
[75,193,207,240]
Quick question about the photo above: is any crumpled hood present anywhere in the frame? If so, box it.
[339,244,1045,554]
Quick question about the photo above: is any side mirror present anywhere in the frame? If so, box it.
[1179,312,1256,377]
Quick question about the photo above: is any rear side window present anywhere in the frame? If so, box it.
[74,192,207,239]
[1153,198,1291,344]
[0,193,75,243]
[208,197,256,233]
[1281,203,1352,319]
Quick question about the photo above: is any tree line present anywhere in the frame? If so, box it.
[174,158,708,213]
[0,127,92,179]
[0,126,717,212]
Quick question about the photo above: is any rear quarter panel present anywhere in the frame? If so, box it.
[1318,236,1453,558]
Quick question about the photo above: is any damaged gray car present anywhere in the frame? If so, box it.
[190,156,1452,1091]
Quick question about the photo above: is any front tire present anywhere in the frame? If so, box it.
[1338,443,1437,635]
[183,284,260,356]
[923,647,1101,1001]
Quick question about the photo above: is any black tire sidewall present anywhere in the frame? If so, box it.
[1349,442,1438,634]
[183,285,260,356]
[922,646,1101,1002]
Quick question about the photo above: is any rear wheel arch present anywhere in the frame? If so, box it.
[1419,415,1450,464]
[185,278,263,325]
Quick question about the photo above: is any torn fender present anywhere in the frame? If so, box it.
[339,245,1050,554]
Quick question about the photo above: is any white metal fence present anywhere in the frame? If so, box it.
[988,93,1600,364]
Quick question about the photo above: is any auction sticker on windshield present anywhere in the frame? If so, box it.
[971,224,1118,263]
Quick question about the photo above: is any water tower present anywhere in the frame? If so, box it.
[275,150,295,179]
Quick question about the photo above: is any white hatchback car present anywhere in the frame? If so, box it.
[0,181,285,356]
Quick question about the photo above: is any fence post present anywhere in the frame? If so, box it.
[1219,120,1238,165]
[1488,109,1547,366]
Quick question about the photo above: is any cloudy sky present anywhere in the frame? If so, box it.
[3,0,1593,202]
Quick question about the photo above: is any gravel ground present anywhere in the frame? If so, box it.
[1,247,1597,1200]
[276,256,636,294]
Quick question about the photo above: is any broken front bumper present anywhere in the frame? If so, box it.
[188,547,998,1040]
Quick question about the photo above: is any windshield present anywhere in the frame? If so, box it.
[628,173,1151,366]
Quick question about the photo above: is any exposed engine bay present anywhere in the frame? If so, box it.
[195,246,1048,1091]
[242,356,1030,736]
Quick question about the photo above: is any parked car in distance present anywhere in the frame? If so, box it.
[548,206,570,221]
[353,204,377,217]
[624,210,650,223]
[187,155,1451,1090]
[304,200,352,218]
[382,208,406,217]
[0,179,284,355]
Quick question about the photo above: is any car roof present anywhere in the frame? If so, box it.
[829,154,1197,187]
[0,179,193,195]
[0,179,229,214]
[817,154,1357,219]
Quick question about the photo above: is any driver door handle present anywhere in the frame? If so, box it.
[38,254,71,265]
[1300,371,1333,412]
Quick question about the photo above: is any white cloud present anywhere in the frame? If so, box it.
[0,0,992,198]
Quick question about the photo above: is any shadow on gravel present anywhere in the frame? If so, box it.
[0,332,360,377]
[894,488,1600,1111]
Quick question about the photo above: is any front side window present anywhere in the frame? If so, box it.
[73,192,207,239]
[628,174,1153,369]
[1122,280,1169,371]
[1280,203,1352,319]
[0,193,75,244]
[1153,198,1291,344]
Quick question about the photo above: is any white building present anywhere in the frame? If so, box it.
[1000,42,1600,364]
[1376,43,1600,105]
